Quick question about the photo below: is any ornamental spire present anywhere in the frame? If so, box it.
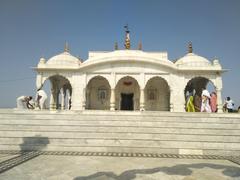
[188,42,193,53]
[124,24,130,49]
[64,42,69,52]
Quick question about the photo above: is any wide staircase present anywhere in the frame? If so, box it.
[0,109,239,156]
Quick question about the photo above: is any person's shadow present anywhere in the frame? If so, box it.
[0,135,49,173]
[19,135,49,151]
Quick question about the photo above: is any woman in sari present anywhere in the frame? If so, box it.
[193,93,201,112]
[210,92,217,112]
[186,96,195,112]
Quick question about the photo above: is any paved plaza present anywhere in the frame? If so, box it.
[0,152,240,180]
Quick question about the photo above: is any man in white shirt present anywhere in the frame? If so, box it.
[36,88,48,110]
[224,97,234,112]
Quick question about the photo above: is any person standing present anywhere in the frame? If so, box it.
[224,97,234,113]
[186,96,195,112]
[36,88,48,110]
[210,92,217,112]
[193,93,201,112]
[201,90,212,113]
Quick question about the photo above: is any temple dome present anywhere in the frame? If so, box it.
[46,51,81,67]
[175,53,211,67]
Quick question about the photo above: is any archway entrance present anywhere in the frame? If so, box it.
[115,76,140,110]
[43,75,72,110]
[144,77,170,111]
[185,77,216,112]
[121,93,134,110]
[86,76,110,110]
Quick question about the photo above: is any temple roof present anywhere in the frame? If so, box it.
[46,51,81,67]
[175,53,212,67]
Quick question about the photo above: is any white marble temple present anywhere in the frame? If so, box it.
[34,42,225,112]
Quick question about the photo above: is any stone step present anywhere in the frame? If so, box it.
[0,109,239,156]
[0,119,239,129]
[0,132,239,142]
[0,138,240,151]
[0,125,239,135]
[0,109,238,117]
[1,116,240,124]
[1,109,240,120]
[0,144,179,154]
[0,109,239,116]
[1,144,240,156]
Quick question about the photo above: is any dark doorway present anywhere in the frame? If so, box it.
[121,93,134,110]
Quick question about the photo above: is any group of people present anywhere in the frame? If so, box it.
[186,89,217,113]
[17,86,237,112]
[16,88,48,110]
[186,89,236,113]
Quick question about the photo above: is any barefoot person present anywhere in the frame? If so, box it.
[36,88,48,110]
[16,96,34,109]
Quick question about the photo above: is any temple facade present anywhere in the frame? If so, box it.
[34,30,225,112]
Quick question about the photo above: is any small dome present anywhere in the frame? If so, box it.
[175,53,211,67]
[46,51,81,67]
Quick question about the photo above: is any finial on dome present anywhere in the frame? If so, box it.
[64,42,69,52]
[39,57,46,64]
[213,56,220,66]
[114,42,118,50]
[138,41,142,50]
[124,24,130,49]
[37,57,46,67]
[188,42,193,53]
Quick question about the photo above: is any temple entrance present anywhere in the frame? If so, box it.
[43,75,72,110]
[121,93,134,110]
[184,77,216,112]
[115,76,140,110]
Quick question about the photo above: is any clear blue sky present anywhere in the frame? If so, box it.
[0,0,239,108]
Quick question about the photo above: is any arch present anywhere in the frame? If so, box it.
[144,75,171,89]
[144,76,170,111]
[184,76,216,112]
[115,75,141,89]
[86,76,111,110]
[86,74,112,88]
[42,74,72,110]
[115,76,140,110]
[184,76,216,96]
[42,73,72,87]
